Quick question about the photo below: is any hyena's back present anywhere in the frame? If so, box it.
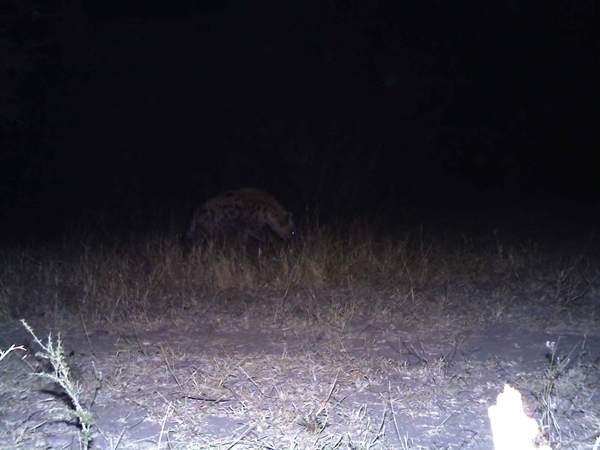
[185,188,295,244]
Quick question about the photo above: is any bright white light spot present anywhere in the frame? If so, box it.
[488,384,551,450]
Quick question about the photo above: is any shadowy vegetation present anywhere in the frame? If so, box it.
[1,218,599,449]
[0,218,598,327]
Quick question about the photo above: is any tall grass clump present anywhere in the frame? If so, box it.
[0,218,597,326]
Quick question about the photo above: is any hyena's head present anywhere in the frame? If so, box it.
[268,211,295,241]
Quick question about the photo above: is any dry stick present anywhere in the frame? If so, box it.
[157,402,172,449]
[80,312,98,359]
[0,344,25,362]
[324,435,343,449]
[433,411,457,434]
[224,384,247,411]
[370,405,387,447]
[238,365,269,398]
[389,380,402,444]
[79,314,103,406]
[161,345,184,391]
[442,339,459,364]
[225,424,255,450]
[97,427,126,450]
[182,365,202,386]
[402,340,428,365]
[315,372,339,417]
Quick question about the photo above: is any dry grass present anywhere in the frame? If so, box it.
[0,219,599,449]
[4,221,591,325]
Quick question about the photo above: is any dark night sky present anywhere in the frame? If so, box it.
[1,0,599,239]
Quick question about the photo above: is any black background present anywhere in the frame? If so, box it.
[1,0,598,240]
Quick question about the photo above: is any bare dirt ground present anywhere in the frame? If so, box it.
[1,289,599,450]
[1,215,599,449]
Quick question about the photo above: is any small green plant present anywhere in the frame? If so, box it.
[21,319,95,449]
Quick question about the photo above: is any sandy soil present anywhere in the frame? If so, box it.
[1,291,599,449]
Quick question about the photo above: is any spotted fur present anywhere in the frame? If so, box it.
[185,188,295,244]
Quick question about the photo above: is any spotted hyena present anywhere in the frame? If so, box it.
[184,188,295,245]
